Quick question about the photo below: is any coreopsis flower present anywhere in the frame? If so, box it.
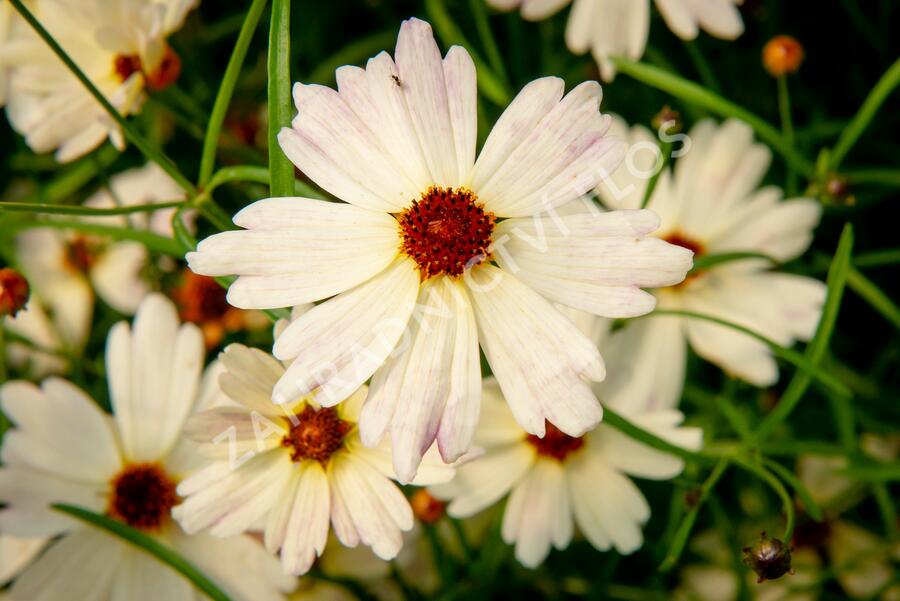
[15,163,187,326]
[173,343,458,576]
[0,0,196,161]
[187,17,693,482]
[488,0,744,81]
[597,117,825,387]
[0,294,293,601]
[429,377,702,567]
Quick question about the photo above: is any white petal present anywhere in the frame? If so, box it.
[11,529,121,601]
[693,0,744,39]
[0,468,106,537]
[187,198,401,309]
[442,46,478,185]
[272,259,419,407]
[89,242,149,315]
[655,0,699,39]
[593,313,688,412]
[589,414,701,480]
[1,379,121,482]
[348,437,457,486]
[521,0,572,20]
[565,0,597,55]
[501,458,571,567]
[473,81,622,217]
[466,265,604,437]
[110,549,194,601]
[431,442,535,517]
[218,343,292,416]
[281,461,331,575]
[263,469,302,554]
[108,294,204,462]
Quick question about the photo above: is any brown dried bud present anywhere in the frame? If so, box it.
[411,489,446,524]
[763,35,805,77]
[652,105,682,135]
[743,531,794,583]
[0,268,30,317]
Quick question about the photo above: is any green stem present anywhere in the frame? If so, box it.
[611,58,814,176]
[38,144,120,204]
[602,408,718,464]
[830,56,900,169]
[659,458,729,572]
[763,458,824,522]
[777,75,798,195]
[207,165,327,199]
[855,248,900,268]
[0,200,185,216]
[53,504,234,601]
[7,0,196,196]
[468,0,509,85]
[267,0,295,198]
[844,168,900,187]
[684,40,720,93]
[732,457,795,541]
[639,141,672,209]
[690,251,777,272]
[424,0,512,107]
[872,484,898,540]
[198,0,269,187]
[646,309,850,399]
[752,224,854,442]
[846,265,900,331]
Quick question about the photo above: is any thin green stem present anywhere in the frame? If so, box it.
[684,40,720,93]
[659,458,729,572]
[690,251,777,272]
[468,0,508,85]
[0,200,185,216]
[640,141,672,209]
[763,458,824,522]
[4,219,182,257]
[611,58,814,176]
[646,309,850,399]
[855,248,900,268]
[846,265,900,331]
[777,76,798,195]
[844,168,900,187]
[53,504,234,601]
[198,0,269,187]
[7,0,196,196]
[872,484,898,540]
[602,407,718,464]
[268,0,295,197]
[830,56,900,169]
[732,457,795,541]
[424,0,512,106]
[207,165,327,199]
[753,224,854,442]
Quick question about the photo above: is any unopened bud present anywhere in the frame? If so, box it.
[652,105,682,135]
[743,531,794,583]
[411,489,446,524]
[763,35,804,77]
[0,268,30,317]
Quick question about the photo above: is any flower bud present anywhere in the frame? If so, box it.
[411,489,446,524]
[0,268,30,318]
[763,35,804,77]
[652,105,682,135]
[743,531,794,583]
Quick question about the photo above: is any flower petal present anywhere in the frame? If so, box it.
[281,461,331,575]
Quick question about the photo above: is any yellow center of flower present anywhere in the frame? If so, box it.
[398,186,495,280]
[108,463,179,531]
[282,406,351,464]
[525,422,585,461]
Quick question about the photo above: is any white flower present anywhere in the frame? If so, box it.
[14,163,187,324]
[0,535,47,586]
[597,117,825,387]
[0,0,197,161]
[429,376,702,567]
[489,0,744,81]
[0,294,293,601]
[3,295,72,377]
[187,17,693,482]
[173,343,457,576]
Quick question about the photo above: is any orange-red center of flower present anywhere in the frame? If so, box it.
[398,186,495,279]
[663,232,704,257]
[174,272,231,324]
[0,268,30,317]
[282,406,351,464]
[113,45,181,91]
[108,464,179,531]
[64,236,100,274]
[526,422,585,461]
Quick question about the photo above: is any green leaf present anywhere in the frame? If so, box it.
[52,504,234,601]
[7,0,197,196]
[830,57,900,169]
[267,0,295,198]
[646,309,851,400]
[752,224,854,442]
[0,200,185,217]
[610,58,814,177]
[198,0,269,187]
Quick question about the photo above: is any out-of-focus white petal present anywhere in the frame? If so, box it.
[90,241,149,315]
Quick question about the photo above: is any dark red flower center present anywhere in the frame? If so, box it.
[662,232,705,257]
[64,236,100,274]
[398,186,495,280]
[174,271,231,324]
[113,45,181,91]
[526,422,585,461]
[0,268,30,317]
[108,464,179,531]
[282,406,351,464]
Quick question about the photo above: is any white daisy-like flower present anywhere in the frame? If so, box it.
[0,0,196,161]
[186,17,693,483]
[173,342,458,576]
[597,117,825,387]
[0,294,294,601]
[15,162,187,325]
[489,0,744,81]
[429,375,702,568]
[0,535,47,586]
